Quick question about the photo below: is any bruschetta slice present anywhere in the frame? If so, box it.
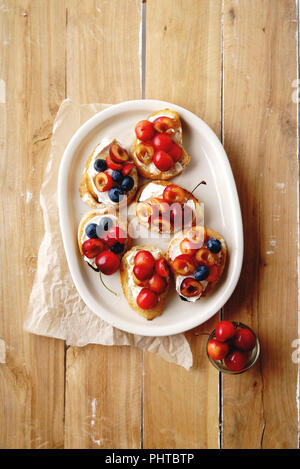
[78,207,132,271]
[80,138,138,208]
[167,226,226,302]
[131,109,191,180]
[120,245,171,320]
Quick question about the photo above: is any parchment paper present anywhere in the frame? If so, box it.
[24,99,193,370]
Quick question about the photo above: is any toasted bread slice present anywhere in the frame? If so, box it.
[134,180,203,234]
[131,109,191,180]
[120,245,171,320]
[78,207,132,270]
[167,226,227,301]
[80,137,138,209]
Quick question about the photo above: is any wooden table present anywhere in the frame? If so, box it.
[0,0,299,449]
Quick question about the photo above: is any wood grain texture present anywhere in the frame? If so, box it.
[222,0,299,449]
[143,0,222,449]
[0,0,66,448]
[64,0,143,449]
[65,345,142,448]
[66,0,141,103]
[145,0,222,137]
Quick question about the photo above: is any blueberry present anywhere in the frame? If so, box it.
[121,175,134,192]
[110,242,124,254]
[94,158,107,172]
[194,265,210,281]
[108,187,124,203]
[206,238,221,253]
[96,216,113,237]
[112,170,124,184]
[85,223,99,239]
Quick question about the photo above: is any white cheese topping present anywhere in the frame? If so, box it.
[138,182,166,202]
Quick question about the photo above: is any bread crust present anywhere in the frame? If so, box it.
[130,109,191,180]
[80,138,138,209]
[120,245,171,320]
[166,226,227,300]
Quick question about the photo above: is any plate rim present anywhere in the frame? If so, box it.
[58,99,243,336]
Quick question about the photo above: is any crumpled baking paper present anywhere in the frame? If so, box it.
[24,99,193,369]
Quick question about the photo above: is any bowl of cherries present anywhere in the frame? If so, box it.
[206,320,260,374]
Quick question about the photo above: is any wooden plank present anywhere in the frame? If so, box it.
[64,0,142,449]
[144,0,222,449]
[222,0,298,448]
[0,0,66,448]
[66,0,142,103]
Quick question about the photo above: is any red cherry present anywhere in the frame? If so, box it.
[151,216,173,233]
[107,226,127,243]
[95,250,120,275]
[136,201,158,224]
[132,271,149,287]
[224,350,248,371]
[180,278,203,298]
[106,154,123,171]
[215,321,236,342]
[233,328,256,352]
[101,233,115,247]
[109,143,129,163]
[150,197,170,215]
[163,184,186,203]
[169,143,182,161]
[169,202,183,228]
[188,226,207,246]
[149,273,167,294]
[152,133,173,151]
[94,172,113,192]
[182,204,194,228]
[172,254,196,275]
[153,150,174,172]
[143,139,154,146]
[135,120,155,141]
[122,163,135,176]
[134,250,155,270]
[155,258,170,278]
[179,238,198,255]
[136,288,158,310]
[153,116,175,133]
[195,248,217,266]
[135,142,154,164]
[82,239,105,259]
[133,264,153,281]
[101,226,127,247]
[207,339,229,361]
[148,204,160,223]
[206,265,220,283]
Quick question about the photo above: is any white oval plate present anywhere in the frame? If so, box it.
[58,99,243,336]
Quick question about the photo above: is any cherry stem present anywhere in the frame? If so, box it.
[190,180,206,197]
[99,272,118,296]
